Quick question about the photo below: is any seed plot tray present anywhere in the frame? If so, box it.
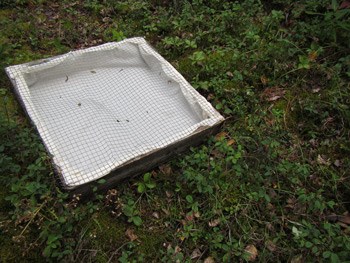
[6,37,224,193]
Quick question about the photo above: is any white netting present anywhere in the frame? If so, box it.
[6,37,224,189]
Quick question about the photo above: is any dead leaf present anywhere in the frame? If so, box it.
[327,213,350,225]
[317,154,330,166]
[174,245,181,253]
[245,244,258,261]
[269,95,283,101]
[308,51,318,61]
[165,190,173,198]
[339,215,350,224]
[309,138,318,147]
[207,93,215,100]
[261,87,286,102]
[208,218,220,227]
[266,203,275,210]
[312,87,321,93]
[266,222,275,232]
[210,149,223,158]
[191,248,202,259]
[338,222,349,228]
[185,213,194,221]
[340,1,350,9]
[285,198,296,209]
[264,117,275,126]
[215,131,228,140]
[162,208,170,216]
[260,75,268,85]
[226,71,234,77]
[334,159,341,167]
[291,254,303,263]
[322,116,334,129]
[152,212,160,219]
[159,164,172,175]
[266,240,277,252]
[269,188,277,197]
[204,256,215,263]
[125,228,138,241]
[227,139,235,146]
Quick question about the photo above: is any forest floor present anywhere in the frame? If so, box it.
[0,0,350,262]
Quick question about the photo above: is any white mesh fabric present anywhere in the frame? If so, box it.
[6,37,224,189]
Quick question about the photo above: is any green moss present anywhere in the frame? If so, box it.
[135,228,166,259]
[0,35,10,46]
[0,236,18,263]
[0,91,18,122]
[0,186,10,212]
[81,210,166,261]
[0,9,13,21]
[86,211,128,262]
[0,231,46,263]
[177,56,197,80]
[177,49,241,82]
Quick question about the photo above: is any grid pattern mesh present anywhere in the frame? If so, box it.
[6,37,224,189]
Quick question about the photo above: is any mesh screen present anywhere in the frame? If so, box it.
[5,37,224,190]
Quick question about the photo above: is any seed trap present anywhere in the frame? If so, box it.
[6,37,224,194]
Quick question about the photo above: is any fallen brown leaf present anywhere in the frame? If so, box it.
[207,93,215,100]
[308,50,318,61]
[215,131,228,140]
[285,198,296,209]
[340,1,350,9]
[266,203,275,211]
[162,208,170,216]
[327,213,350,225]
[334,159,341,167]
[185,213,194,221]
[260,75,268,85]
[125,228,138,242]
[227,139,235,146]
[266,222,275,232]
[165,190,173,198]
[317,154,330,166]
[245,244,258,261]
[174,245,181,254]
[159,164,172,175]
[261,87,286,102]
[208,218,220,227]
[338,222,349,228]
[210,149,224,158]
[204,256,215,263]
[152,212,160,219]
[312,87,321,93]
[266,240,277,252]
[291,254,303,263]
[268,95,282,101]
[190,248,202,259]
